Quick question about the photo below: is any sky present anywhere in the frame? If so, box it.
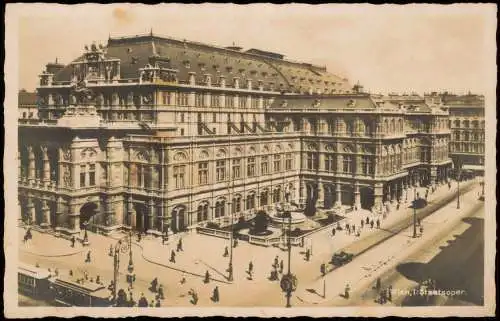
[12,3,497,95]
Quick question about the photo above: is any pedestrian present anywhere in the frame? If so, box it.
[109,245,113,256]
[274,256,279,268]
[212,286,220,302]
[86,250,91,263]
[96,275,100,284]
[417,218,421,226]
[204,270,210,284]
[361,219,364,228]
[137,233,142,242]
[190,289,198,305]
[155,299,161,307]
[149,299,155,307]
[279,259,284,274]
[71,236,76,248]
[345,223,350,232]
[366,217,370,225]
[170,250,176,263]
[352,225,356,234]
[376,219,380,229]
[320,263,326,276]
[332,227,336,237]
[180,273,186,284]
[233,238,238,248]
[396,202,400,210]
[69,269,73,277]
[420,225,424,235]
[158,284,164,299]
[177,238,183,252]
[344,283,350,299]
[151,277,158,292]
[388,285,393,302]
[54,268,59,276]
[370,220,374,229]
[84,271,89,280]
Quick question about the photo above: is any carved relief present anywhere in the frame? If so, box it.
[199,150,210,160]
[173,152,188,162]
[63,166,72,187]
[62,148,71,161]
[215,149,227,158]
[80,147,97,160]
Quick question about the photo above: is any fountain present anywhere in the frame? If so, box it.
[268,203,307,226]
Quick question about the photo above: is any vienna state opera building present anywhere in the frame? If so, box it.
[18,33,452,236]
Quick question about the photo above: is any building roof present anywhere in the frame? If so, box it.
[269,94,400,110]
[18,90,38,106]
[52,34,352,93]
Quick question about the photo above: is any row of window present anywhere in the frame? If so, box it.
[305,153,375,175]
[79,164,96,187]
[450,119,485,129]
[163,91,271,108]
[452,132,485,142]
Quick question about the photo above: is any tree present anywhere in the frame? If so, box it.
[253,210,269,234]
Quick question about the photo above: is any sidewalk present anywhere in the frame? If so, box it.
[295,181,482,306]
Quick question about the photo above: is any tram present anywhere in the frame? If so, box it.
[18,263,52,300]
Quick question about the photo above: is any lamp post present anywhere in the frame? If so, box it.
[82,221,90,246]
[227,134,234,282]
[112,235,131,304]
[412,187,417,238]
[280,206,296,308]
[456,159,461,210]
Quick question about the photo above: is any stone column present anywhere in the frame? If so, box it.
[335,182,342,207]
[316,181,324,209]
[28,146,35,182]
[69,203,80,232]
[27,198,35,225]
[299,181,307,206]
[373,183,384,213]
[148,199,155,231]
[128,197,135,229]
[354,182,361,209]
[42,147,51,186]
[41,200,51,228]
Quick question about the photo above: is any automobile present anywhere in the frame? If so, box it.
[331,251,354,266]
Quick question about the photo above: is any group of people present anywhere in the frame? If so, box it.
[269,255,284,280]
[169,238,184,263]
[23,227,33,243]
[374,277,393,304]
[332,217,381,239]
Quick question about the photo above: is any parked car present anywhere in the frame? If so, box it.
[331,251,354,266]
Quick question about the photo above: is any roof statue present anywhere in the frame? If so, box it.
[70,80,94,105]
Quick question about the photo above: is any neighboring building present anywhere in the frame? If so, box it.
[18,33,452,236]
[19,90,39,123]
[425,92,485,175]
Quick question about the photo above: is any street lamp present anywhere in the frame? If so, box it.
[82,221,90,246]
[456,160,462,209]
[412,187,417,238]
[112,234,132,304]
[280,206,297,308]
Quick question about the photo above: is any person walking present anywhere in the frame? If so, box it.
[71,236,76,248]
[376,219,380,229]
[204,270,210,284]
[361,219,364,228]
[331,227,336,237]
[212,286,220,303]
[180,272,186,284]
[370,220,374,229]
[366,217,370,225]
[248,261,253,275]
[223,245,229,257]
[344,283,350,299]
[138,293,148,307]
[86,250,92,263]
[158,284,165,300]
[170,250,176,263]
[279,259,284,274]
[177,238,183,252]
[305,249,310,261]
[274,256,279,268]
[320,263,326,277]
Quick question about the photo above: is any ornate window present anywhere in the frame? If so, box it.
[273,154,281,172]
[177,92,189,106]
[173,165,185,189]
[307,152,318,170]
[325,154,336,172]
[285,153,293,170]
[246,193,255,210]
[215,200,225,218]
[198,162,208,185]
[232,195,242,214]
[232,159,241,179]
[247,157,256,177]
[260,190,268,206]
[216,160,226,182]
[226,95,234,108]
[211,94,220,108]
[80,165,86,187]
[361,156,373,175]
[197,203,209,222]
[342,155,353,174]
[261,156,269,175]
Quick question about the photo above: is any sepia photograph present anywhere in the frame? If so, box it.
[3,3,497,318]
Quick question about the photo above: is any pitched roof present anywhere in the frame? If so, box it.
[269,94,385,110]
[52,34,352,92]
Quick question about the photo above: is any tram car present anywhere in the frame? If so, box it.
[18,263,53,300]
[50,276,112,307]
